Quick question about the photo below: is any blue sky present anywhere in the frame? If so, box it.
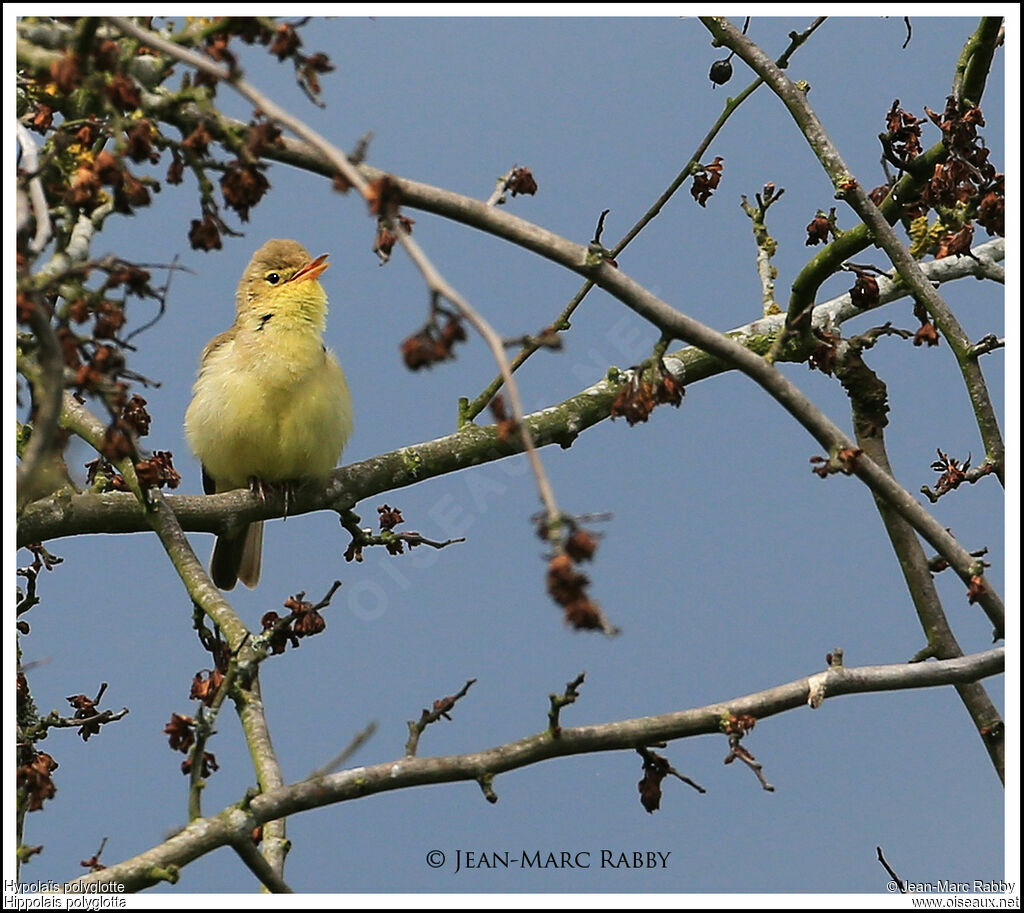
[10,11,1014,901]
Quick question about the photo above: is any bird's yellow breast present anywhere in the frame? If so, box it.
[185,312,352,491]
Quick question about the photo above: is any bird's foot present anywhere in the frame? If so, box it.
[248,477,269,503]
[247,477,297,519]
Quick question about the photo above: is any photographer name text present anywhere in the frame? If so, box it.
[439,849,671,873]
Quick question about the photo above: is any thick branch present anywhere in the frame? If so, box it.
[15,306,65,510]
[17,204,114,509]
[18,236,1005,634]
[234,679,288,881]
[836,344,1003,780]
[17,239,1001,545]
[65,649,1003,892]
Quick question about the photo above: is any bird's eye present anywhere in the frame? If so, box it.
[266,272,281,285]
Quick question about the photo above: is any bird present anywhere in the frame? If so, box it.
[184,239,353,590]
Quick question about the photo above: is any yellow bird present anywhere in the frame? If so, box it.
[185,239,353,590]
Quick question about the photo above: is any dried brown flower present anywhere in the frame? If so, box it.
[220,162,270,221]
[805,214,832,246]
[125,120,158,163]
[400,314,465,370]
[913,321,939,347]
[50,50,82,94]
[690,156,724,207]
[808,329,841,376]
[967,575,987,605]
[850,274,880,309]
[546,554,588,606]
[884,100,923,162]
[17,751,59,811]
[104,73,141,112]
[977,177,1004,237]
[189,210,224,251]
[638,750,670,813]
[378,504,404,530]
[94,149,123,186]
[30,102,55,133]
[366,175,403,217]
[135,451,181,490]
[260,611,296,654]
[92,300,125,339]
[65,166,102,208]
[182,122,213,156]
[656,373,685,407]
[163,713,196,753]
[166,150,185,185]
[113,169,152,212]
[245,120,284,157]
[935,224,974,259]
[269,23,301,60]
[181,751,219,777]
[563,597,605,630]
[67,694,101,741]
[507,167,538,197]
[564,528,599,562]
[190,669,225,707]
[810,447,863,477]
[930,449,970,496]
[868,184,891,206]
[720,713,757,736]
[91,38,120,72]
[490,394,519,443]
[283,594,326,638]
[610,379,657,426]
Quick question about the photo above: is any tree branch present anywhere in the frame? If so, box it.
[18,226,1005,635]
[461,16,827,423]
[50,388,288,883]
[17,238,1001,544]
[587,259,1003,638]
[104,14,565,544]
[701,16,1005,483]
[835,340,1003,780]
[63,648,1003,892]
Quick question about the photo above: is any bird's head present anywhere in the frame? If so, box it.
[236,239,330,317]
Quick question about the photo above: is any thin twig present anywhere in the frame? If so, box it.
[637,746,707,795]
[405,678,477,757]
[391,219,562,531]
[836,339,1003,779]
[485,167,515,207]
[876,846,906,893]
[967,334,1003,358]
[188,656,242,821]
[740,183,785,315]
[724,735,775,792]
[26,707,130,739]
[309,722,378,778]
[547,672,585,737]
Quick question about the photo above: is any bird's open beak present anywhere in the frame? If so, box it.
[289,254,330,284]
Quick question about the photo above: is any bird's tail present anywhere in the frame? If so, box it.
[211,520,263,590]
